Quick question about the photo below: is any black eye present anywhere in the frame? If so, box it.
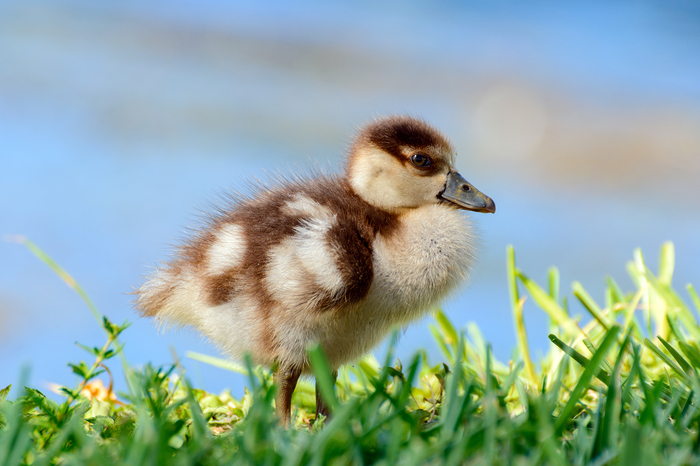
[411,153,431,168]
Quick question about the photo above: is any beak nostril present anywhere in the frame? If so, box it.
[461,184,471,192]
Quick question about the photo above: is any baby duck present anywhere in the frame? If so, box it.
[135,115,495,425]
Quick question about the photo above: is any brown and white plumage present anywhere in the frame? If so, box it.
[135,115,495,425]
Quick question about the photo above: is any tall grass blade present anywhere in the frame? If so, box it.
[513,296,538,384]
[606,276,626,304]
[555,325,620,435]
[506,245,519,313]
[594,332,629,457]
[308,344,338,413]
[572,281,612,330]
[643,338,691,385]
[678,341,700,372]
[548,266,560,304]
[11,236,101,324]
[658,241,675,286]
[548,334,611,385]
[657,337,692,374]
[517,270,580,339]
[688,284,700,315]
[440,335,466,437]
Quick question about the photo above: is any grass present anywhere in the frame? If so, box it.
[2,239,700,464]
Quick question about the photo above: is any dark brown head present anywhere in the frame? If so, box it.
[346,115,495,214]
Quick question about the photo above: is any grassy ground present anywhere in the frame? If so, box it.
[2,240,700,465]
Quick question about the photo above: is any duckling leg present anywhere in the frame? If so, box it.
[314,369,338,422]
[274,365,301,427]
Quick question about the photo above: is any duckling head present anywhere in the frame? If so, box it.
[347,115,495,214]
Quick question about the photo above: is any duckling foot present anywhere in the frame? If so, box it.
[274,365,301,427]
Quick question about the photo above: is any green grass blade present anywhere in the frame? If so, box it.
[658,241,675,286]
[657,337,692,373]
[572,281,612,330]
[621,287,645,338]
[186,351,314,392]
[620,423,643,466]
[583,339,614,375]
[0,402,33,466]
[548,334,611,385]
[517,270,580,338]
[513,296,538,384]
[185,381,210,440]
[596,331,630,454]
[678,341,700,372]
[440,335,466,436]
[309,398,359,460]
[501,361,523,394]
[11,236,135,397]
[506,245,519,312]
[0,385,10,404]
[620,345,644,412]
[537,396,568,466]
[555,325,620,435]
[435,310,459,347]
[429,324,454,366]
[606,276,626,304]
[643,338,691,385]
[688,284,700,315]
[644,269,700,336]
[187,351,250,374]
[484,344,497,466]
[308,344,338,412]
[548,266,560,304]
[11,235,101,324]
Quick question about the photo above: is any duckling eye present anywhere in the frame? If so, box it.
[410,153,431,168]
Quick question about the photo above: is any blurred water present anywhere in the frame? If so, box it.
[1,0,699,400]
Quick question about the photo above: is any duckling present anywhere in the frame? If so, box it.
[135,115,495,426]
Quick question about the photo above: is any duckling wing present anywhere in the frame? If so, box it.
[134,175,387,368]
[261,188,377,314]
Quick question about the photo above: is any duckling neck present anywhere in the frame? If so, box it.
[341,177,415,217]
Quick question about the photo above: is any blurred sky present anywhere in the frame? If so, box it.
[1,0,700,400]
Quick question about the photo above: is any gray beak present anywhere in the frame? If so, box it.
[438,171,496,213]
